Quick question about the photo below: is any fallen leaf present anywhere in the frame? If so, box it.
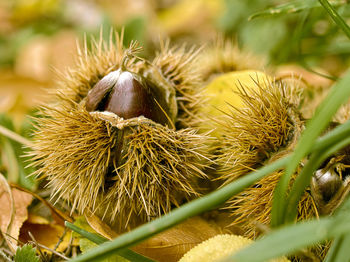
[19,213,78,253]
[133,216,222,262]
[11,183,72,225]
[85,213,118,240]
[0,177,32,252]
[86,214,223,262]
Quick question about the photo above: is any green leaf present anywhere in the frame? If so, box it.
[324,235,350,262]
[226,197,350,262]
[14,244,40,262]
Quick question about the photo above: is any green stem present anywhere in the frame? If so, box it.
[65,222,107,244]
[324,235,350,262]
[318,0,350,40]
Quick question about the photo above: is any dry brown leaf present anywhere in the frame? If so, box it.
[85,213,118,240]
[86,213,226,262]
[133,217,222,262]
[0,178,32,252]
[11,183,72,225]
[19,213,78,253]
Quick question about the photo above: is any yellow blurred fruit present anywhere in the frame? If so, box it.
[204,70,271,116]
[179,234,290,262]
[201,70,271,136]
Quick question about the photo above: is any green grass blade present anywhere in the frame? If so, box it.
[313,120,350,151]
[225,198,350,262]
[65,222,107,244]
[65,222,155,262]
[67,156,289,262]
[324,195,350,262]
[324,235,350,262]
[271,70,350,227]
[318,0,350,40]
[227,197,350,262]
[285,135,350,222]
[225,216,350,262]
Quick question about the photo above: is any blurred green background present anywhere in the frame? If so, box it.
[0,0,349,189]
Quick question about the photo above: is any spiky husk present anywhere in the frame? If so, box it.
[31,100,209,231]
[30,31,210,231]
[153,40,205,128]
[216,77,303,183]
[55,31,126,105]
[228,169,328,261]
[199,37,266,82]
[228,170,318,238]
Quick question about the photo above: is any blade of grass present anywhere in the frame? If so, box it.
[285,135,350,222]
[67,120,350,262]
[313,120,350,151]
[324,196,350,262]
[65,222,155,262]
[271,70,350,227]
[324,235,350,262]
[65,222,107,244]
[225,197,350,262]
[225,216,350,262]
[318,0,350,40]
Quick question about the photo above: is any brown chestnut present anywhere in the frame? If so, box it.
[86,69,170,126]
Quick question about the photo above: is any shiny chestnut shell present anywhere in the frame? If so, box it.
[86,70,170,126]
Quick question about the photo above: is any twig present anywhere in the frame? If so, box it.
[28,231,69,261]
[0,250,11,262]
[28,232,47,262]
[10,183,73,223]
[0,247,13,257]
[64,235,74,257]
[0,125,32,148]
[54,227,67,251]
